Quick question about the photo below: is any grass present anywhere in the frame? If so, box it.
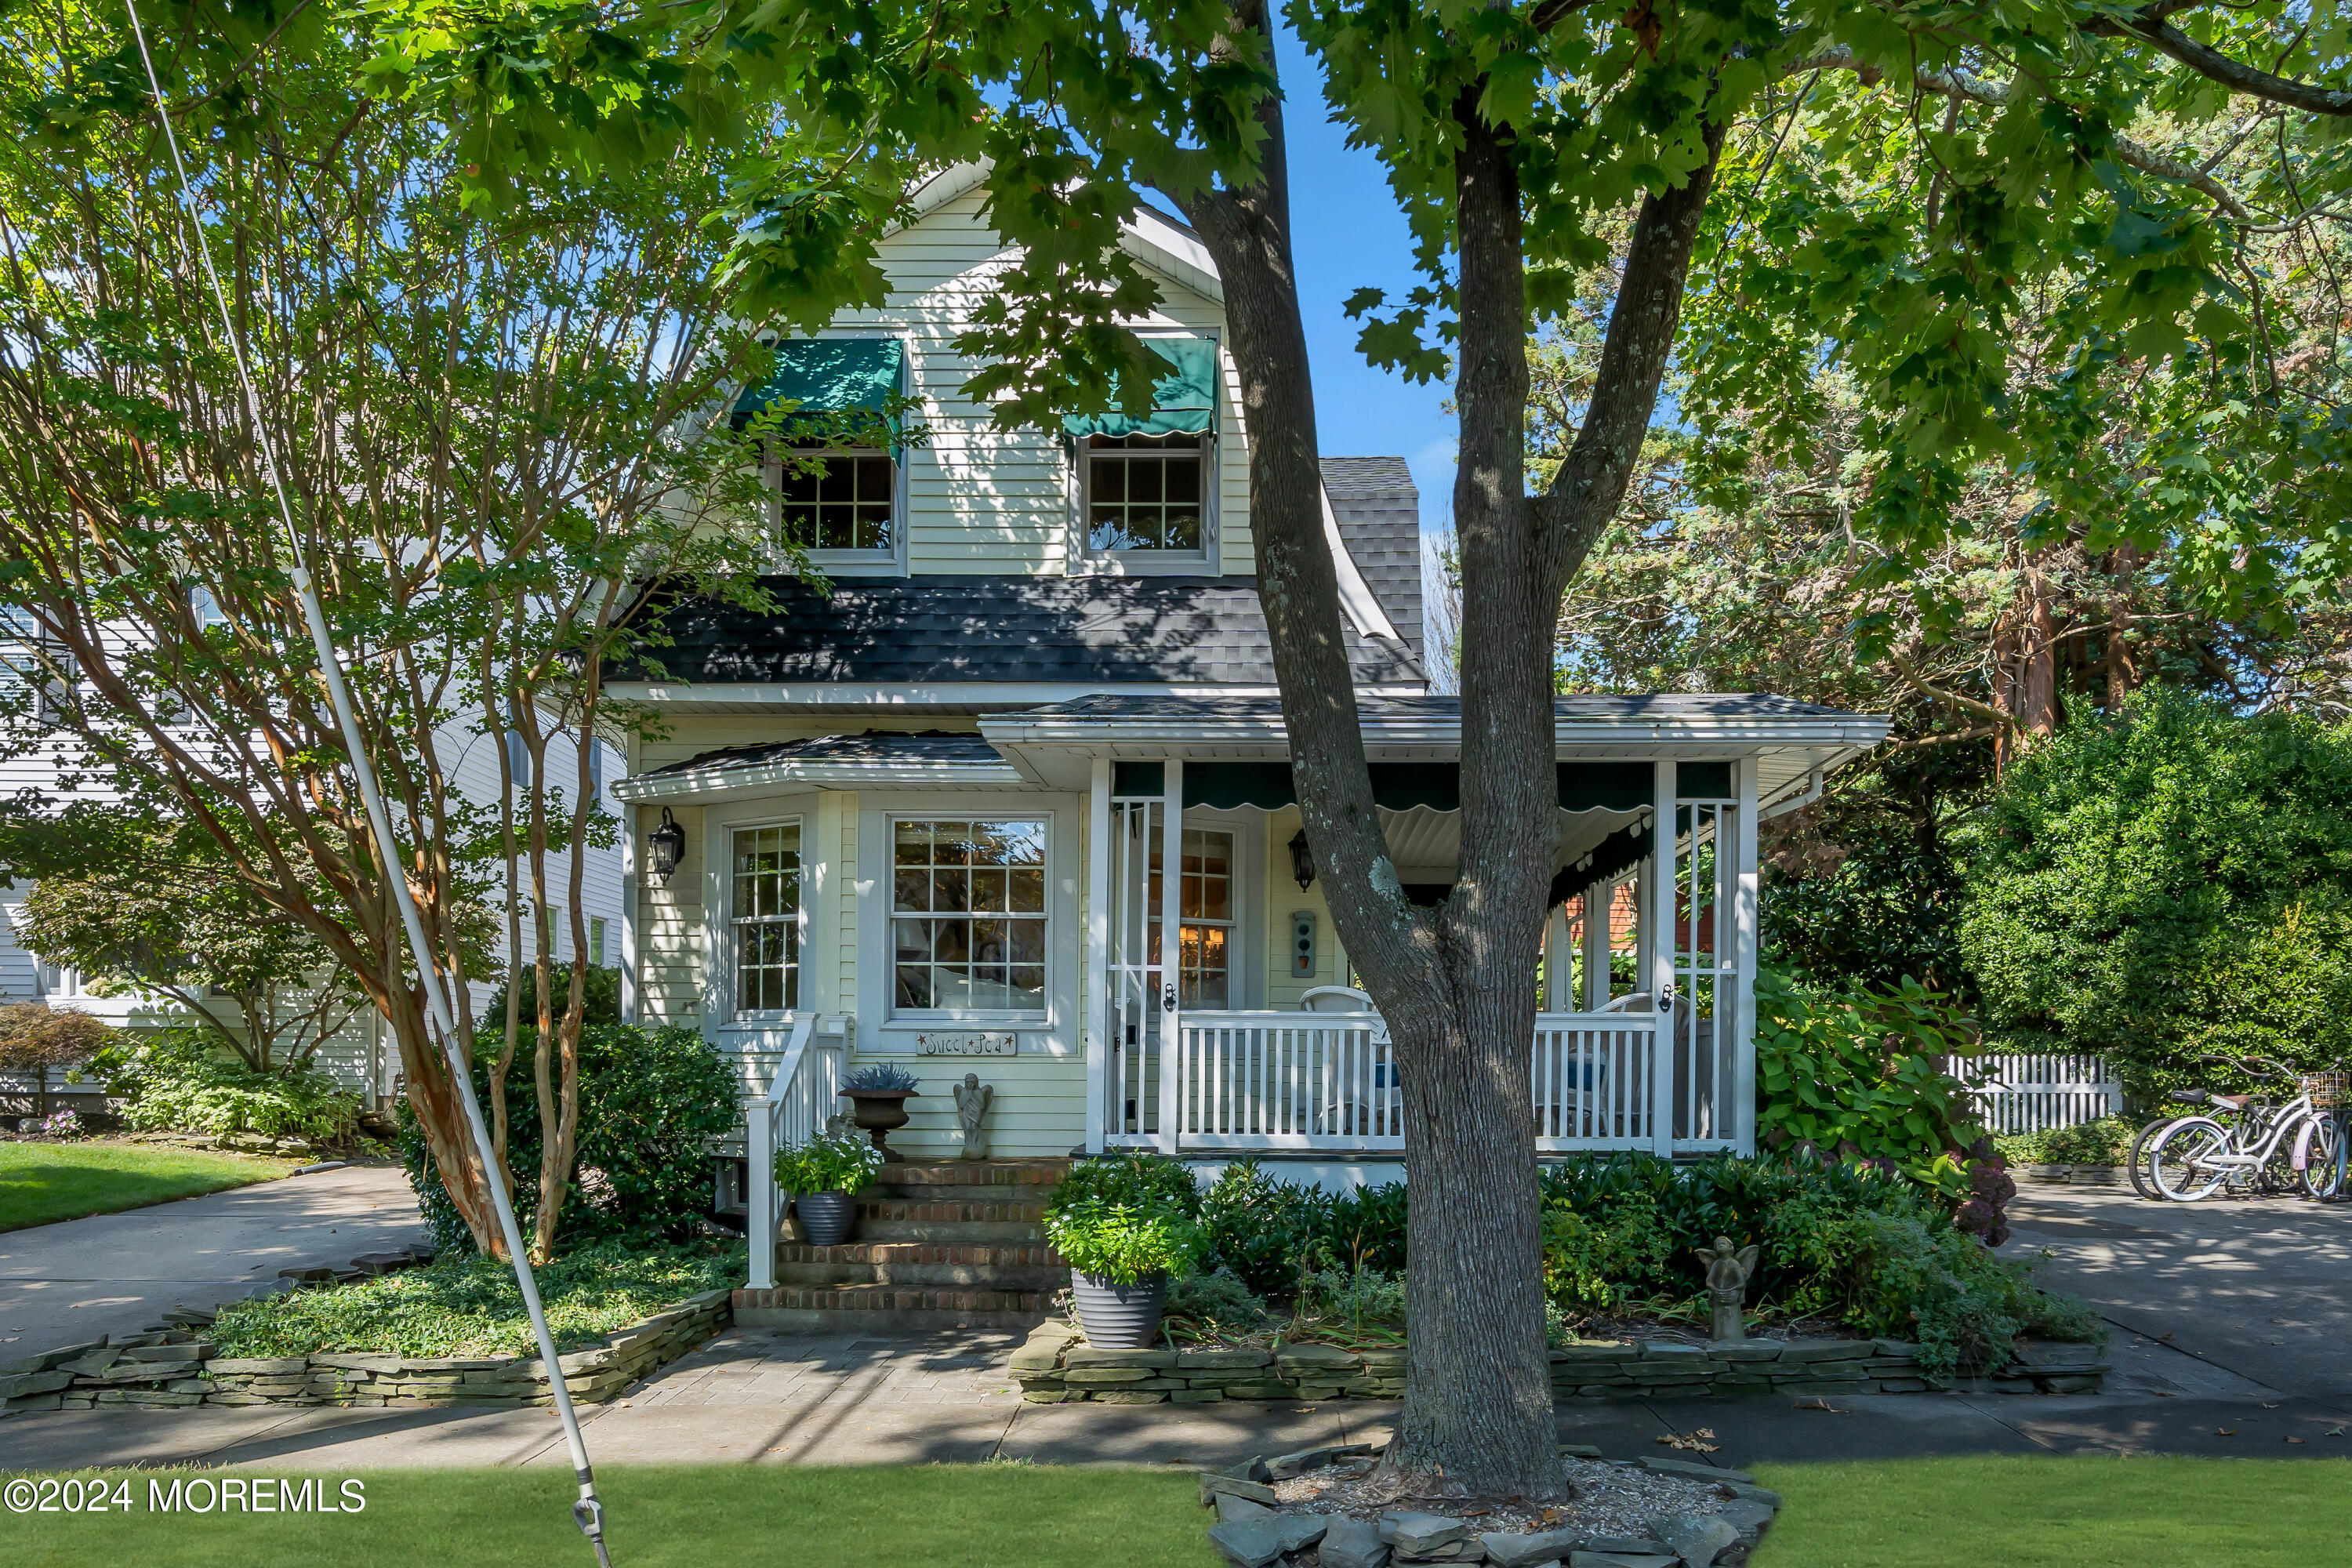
[1751,1454,2352,1567]
[206,1240,747,1359]
[0,1139,292,1232]
[0,1465,1220,1568]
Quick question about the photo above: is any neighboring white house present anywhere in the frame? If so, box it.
[602,164,1893,1187]
[0,678,628,1107]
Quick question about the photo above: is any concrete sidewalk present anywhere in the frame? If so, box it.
[0,1160,426,1356]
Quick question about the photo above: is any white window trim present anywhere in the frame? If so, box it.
[718,813,810,1025]
[855,792,1082,1055]
[879,810,1054,1025]
[1065,331,1220,576]
[762,330,914,578]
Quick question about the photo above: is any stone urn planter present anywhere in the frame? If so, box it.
[839,1088,917,1162]
[1069,1272,1167,1349]
[794,1190,859,1247]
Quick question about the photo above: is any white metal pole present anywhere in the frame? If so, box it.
[122,14,610,1559]
[1157,761,1185,1156]
[1083,757,1112,1153]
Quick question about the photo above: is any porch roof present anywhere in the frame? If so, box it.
[612,731,1023,803]
[978,692,1889,804]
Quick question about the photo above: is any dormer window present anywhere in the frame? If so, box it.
[1065,336,1219,568]
[782,451,895,553]
[733,336,910,572]
[1086,434,1203,552]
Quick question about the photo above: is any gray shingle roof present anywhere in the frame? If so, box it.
[1010,692,1872,722]
[641,730,1001,779]
[625,574,1428,688]
[1324,457,1423,656]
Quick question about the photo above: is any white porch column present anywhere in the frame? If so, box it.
[1543,904,1571,1013]
[1648,762,1678,1156]
[1582,884,1610,1011]
[1732,757,1761,1154]
[1156,760,1185,1156]
[1083,757,1112,1154]
[619,802,639,1026]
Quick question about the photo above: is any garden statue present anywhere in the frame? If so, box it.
[953,1073,994,1161]
[1696,1236,1761,1342]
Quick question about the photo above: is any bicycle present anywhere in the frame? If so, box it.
[2144,1055,2343,1202]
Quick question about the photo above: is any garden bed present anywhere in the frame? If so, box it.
[1011,1321,2108,1406]
[0,1240,745,1414]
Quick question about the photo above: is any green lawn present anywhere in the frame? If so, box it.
[0,1465,1218,1568]
[0,1139,292,1232]
[1752,1454,2352,1567]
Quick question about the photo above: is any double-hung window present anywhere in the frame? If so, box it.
[1149,828,1234,1007]
[891,819,1047,1014]
[779,450,895,554]
[732,824,802,1014]
[1085,434,1206,552]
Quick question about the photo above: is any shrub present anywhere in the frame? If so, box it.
[1961,688,2352,1086]
[401,1022,740,1256]
[1050,1152,1203,1217]
[1197,1159,1331,1295]
[1755,963,1978,1191]
[205,1240,743,1359]
[0,1001,118,1116]
[775,1129,884,1196]
[1994,1116,2137,1167]
[1292,1265,1406,1338]
[100,1031,362,1145]
[1165,1266,1272,1334]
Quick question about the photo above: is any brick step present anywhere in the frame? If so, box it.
[733,1283,1058,1334]
[857,1218,1046,1243]
[855,1197,1049,1225]
[868,1182,1065,1206]
[869,1160,1069,1201]
[775,1241,1068,1290]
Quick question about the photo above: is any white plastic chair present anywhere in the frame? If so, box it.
[1300,985,1374,1012]
[1595,990,1653,1014]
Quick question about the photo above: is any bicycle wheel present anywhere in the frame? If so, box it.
[2299,1112,2345,1201]
[2149,1117,2234,1202]
[2129,1116,2180,1201]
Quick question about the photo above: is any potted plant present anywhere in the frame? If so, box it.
[838,1062,920,1162]
[775,1128,885,1247]
[1044,1196,1203,1348]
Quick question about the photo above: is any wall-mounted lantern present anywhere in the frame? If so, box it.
[646,807,687,886]
[1287,829,1316,891]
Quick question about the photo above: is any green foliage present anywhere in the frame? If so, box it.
[402,1024,740,1256]
[774,1131,884,1197]
[1050,1153,1203,1220]
[842,1062,920,1093]
[98,1032,362,1147]
[1961,690,2352,1086]
[479,964,622,1034]
[1044,1199,1204,1286]
[1755,965,1979,1189]
[1538,1196,1678,1316]
[1292,1266,1406,1338]
[205,1240,744,1359]
[1993,1116,2139,1168]
[0,1139,286,1232]
[1196,1159,1330,1296]
[1163,1267,1272,1336]
[0,1000,117,1076]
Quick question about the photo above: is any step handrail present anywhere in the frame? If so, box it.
[746,1014,848,1291]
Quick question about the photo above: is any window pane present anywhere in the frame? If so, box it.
[1009,866,1045,913]
[1165,460,1200,503]
[1091,458,1125,503]
[971,867,1007,910]
[895,821,930,866]
[1163,510,1201,550]
[1129,460,1163,503]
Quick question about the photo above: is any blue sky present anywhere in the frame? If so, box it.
[1271,24,1458,533]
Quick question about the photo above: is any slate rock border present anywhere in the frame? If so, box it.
[1018,1323,2106,1405]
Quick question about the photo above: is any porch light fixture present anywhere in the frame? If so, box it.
[646,808,687,886]
[1288,829,1316,891]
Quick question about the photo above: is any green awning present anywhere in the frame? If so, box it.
[1062,337,1218,441]
[731,339,906,432]
[1181,761,1662,813]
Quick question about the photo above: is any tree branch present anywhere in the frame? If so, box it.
[2089,16,2352,118]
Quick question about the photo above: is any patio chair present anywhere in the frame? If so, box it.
[1595,990,1653,1014]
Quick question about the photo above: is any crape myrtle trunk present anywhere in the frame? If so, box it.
[1179,24,1726,1498]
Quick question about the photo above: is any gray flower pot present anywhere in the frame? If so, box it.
[1069,1271,1167,1349]
[795,1190,858,1247]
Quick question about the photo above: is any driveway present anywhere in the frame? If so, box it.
[2006,1178,2352,1397]
[0,1161,426,1357]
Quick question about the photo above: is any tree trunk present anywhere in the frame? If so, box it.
[1175,14,1726,1501]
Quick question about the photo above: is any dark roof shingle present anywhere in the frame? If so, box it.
[1324,457,1423,657]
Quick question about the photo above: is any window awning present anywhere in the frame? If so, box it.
[732,339,906,432]
[1062,336,1218,441]
[1148,760,1730,812]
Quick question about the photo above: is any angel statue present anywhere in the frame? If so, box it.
[953,1074,995,1162]
[1694,1236,1761,1343]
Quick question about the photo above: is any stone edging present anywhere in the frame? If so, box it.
[0,1290,731,1416]
[1012,1323,2107,1405]
[1199,1445,1786,1567]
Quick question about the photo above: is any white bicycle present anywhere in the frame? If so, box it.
[2143,1055,2344,1202]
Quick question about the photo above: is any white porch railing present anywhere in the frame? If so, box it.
[1165,1009,1671,1153]
[746,1014,848,1290]
[1947,1053,2125,1135]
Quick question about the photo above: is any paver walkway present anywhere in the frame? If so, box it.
[5,1175,2350,1475]
[0,1160,426,1356]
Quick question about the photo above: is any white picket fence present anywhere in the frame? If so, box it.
[1944,1053,2125,1134]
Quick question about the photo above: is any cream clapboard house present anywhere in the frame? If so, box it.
[604,165,1889,1319]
